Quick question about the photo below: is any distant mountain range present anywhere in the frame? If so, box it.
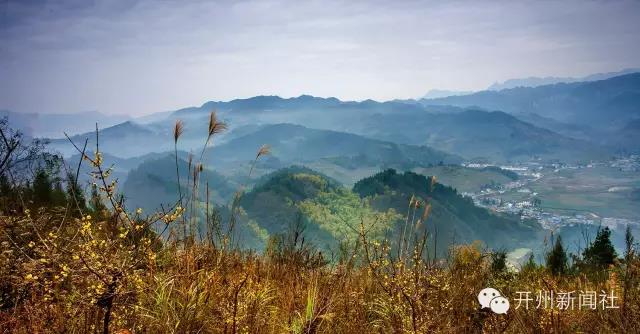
[487,68,640,90]
[48,121,172,158]
[1,110,129,138]
[421,89,474,99]
[43,93,612,163]
[423,73,640,138]
[9,69,638,166]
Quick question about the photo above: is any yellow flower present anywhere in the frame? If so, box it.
[136,208,143,215]
[28,241,35,248]
[94,152,103,166]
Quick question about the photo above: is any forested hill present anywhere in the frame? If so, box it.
[353,169,543,255]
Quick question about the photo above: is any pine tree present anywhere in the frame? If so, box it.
[490,250,507,274]
[89,183,107,215]
[51,181,67,207]
[32,169,53,206]
[583,227,617,269]
[546,235,568,276]
[65,173,86,216]
[0,173,10,194]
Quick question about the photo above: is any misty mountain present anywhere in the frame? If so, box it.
[39,84,620,165]
[424,73,640,129]
[64,150,182,188]
[513,113,601,141]
[207,123,462,168]
[122,155,238,212]
[608,120,640,153]
[155,96,601,163]
[1,110,129,138]
[487,68,640,90]
[421,89,474,99]
[352,108,604,162]
[48,121,171,158]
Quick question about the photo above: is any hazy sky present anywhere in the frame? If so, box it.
[2,0,640,116]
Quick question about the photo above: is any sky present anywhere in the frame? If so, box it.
[1,0,640,116]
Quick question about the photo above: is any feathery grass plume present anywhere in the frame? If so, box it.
[200,111,228,161]
[399,194,417,259]
[256,144,271,159]
[248,144,271,179]
[173,120,185,208]
[208,111,227,137]
[421,203,431,222]
[173,120,184,143]
[413,203,431,232]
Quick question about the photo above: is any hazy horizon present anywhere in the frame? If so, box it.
[2,0,640,116]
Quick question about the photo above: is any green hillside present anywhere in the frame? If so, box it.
[353,169,543,256]
[233,167,542,256]
[237,167,400,251]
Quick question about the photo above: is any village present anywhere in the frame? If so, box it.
[463,155,640,231]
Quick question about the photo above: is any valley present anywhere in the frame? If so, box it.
[4,72,640,258]
[462,156,640,252]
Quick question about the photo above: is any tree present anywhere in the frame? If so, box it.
[625,225,635,262]
[0,172,11,198]
[546,235,568,276]
[51,181,67,207]
[32,169,53,206]
[583,227,617,269]
[622,225,636,319]
[490,250,507,274]
[522,253,538,272]
[0,117,48,180]
[66,172,87,216]
[89,182,106,215]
